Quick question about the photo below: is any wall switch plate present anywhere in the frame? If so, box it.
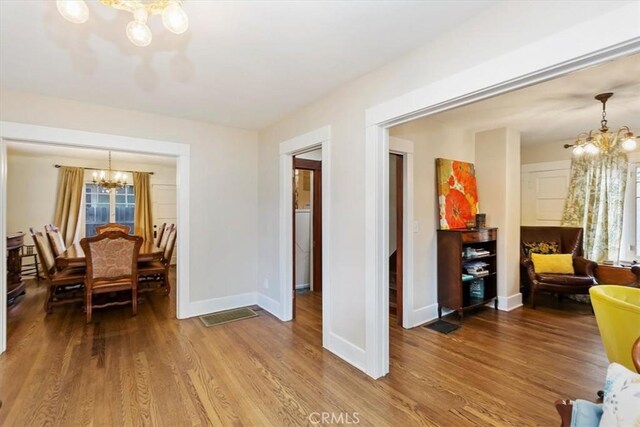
[263,279,269,289]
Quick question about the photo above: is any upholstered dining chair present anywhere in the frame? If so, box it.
[139,228,177,295]
[30,227,84,313]
[158,224,175,252]
[155,223,167,248]
[80,231,142,323]
[45,224,67,257]
[95,223,131,235]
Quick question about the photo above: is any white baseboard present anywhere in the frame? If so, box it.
[325,332,366,373]
[407,303,439,328]
[257,292,284,320]
[186,292,258,318]
[497,293,523,311]
[295,283,310,290]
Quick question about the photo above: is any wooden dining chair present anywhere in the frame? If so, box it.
[155,223,167,248]
[158,224,175,252]
[80,231,143,323]
[139,228,177,295]
[30,228,84,313]
[95,223,131,235]
[45,224,67,257]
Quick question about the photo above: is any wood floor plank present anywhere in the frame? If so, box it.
[0,275,608,426]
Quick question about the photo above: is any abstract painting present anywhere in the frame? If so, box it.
[436,158,479,229]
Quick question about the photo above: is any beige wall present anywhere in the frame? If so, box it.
[6,150,176,240]
[475,128,521,300]
[390,118,474,311]
[1,90,258,304]
[256,1,633,354]
[521,139,574,164]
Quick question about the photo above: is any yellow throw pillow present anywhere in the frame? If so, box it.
[530,253,575,274]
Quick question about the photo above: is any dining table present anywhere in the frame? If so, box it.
[55,240,163,269]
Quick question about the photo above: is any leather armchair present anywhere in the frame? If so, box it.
[520,226,598,308]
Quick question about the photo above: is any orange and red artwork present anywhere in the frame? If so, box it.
[436,158,479,229]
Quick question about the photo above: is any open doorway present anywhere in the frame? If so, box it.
[292,151,322,319]
[4,141,178,342]
[389,154,403,325]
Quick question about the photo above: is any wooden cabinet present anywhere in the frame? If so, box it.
[7,232,26,305]
[437,228,498,320]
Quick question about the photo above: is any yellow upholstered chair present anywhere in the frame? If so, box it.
[590,285,640,371]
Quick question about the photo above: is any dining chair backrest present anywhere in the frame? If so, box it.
[80,231,142,283]
[159,224,175,252]
[95,223,131,235]
[163,228,177,265]
[45,225,66,257]
[155,223,167,248]
[30,228,56,278]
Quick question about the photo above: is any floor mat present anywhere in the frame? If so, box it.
[424,319,460,334]
[200,307,258,327]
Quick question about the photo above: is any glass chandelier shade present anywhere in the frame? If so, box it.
[56,0,189,47]
[565,93,637,156]
[92,151,127,192]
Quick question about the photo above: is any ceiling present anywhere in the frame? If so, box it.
[6,140,176,165]
[0,1,496,130]
[427,54,640,145]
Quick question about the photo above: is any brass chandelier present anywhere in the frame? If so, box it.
[92,151,127,191]
[56,0,189,47]
[564,92,637,156]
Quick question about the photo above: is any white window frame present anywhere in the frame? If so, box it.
[83,180,135,237]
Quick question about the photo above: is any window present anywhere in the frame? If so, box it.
[85,183,135,236]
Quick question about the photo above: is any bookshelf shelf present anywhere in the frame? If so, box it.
[437,228,498,321]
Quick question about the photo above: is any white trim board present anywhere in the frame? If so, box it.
[276,125,333,357]
[0,121,191,355]
[521,160,572,173]
[363,9,640,378]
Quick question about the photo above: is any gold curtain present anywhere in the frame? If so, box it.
[133,172,154,243]
[53,166,84,246]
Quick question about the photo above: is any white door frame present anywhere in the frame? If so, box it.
[364,31,640,376]
[0,121,191,354]
[389,137,414,328]
[279,126,331,342]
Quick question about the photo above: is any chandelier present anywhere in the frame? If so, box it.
[56,0,189,47]
[564,92,637,156]
[92,151,127,191]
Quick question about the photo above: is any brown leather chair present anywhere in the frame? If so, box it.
[520,226,597,308]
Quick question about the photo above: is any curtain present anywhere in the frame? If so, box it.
[53,166,84,246]
[561,151,628,263]
[133,172,154,243]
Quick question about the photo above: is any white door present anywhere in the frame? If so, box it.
[522,169,570,226]
[152,184,177,264]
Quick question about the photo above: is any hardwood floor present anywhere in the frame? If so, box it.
[0,276,606,426]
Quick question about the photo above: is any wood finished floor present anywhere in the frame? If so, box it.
[1,277,606,426]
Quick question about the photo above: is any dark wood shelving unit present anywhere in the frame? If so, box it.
[437,228,498,321]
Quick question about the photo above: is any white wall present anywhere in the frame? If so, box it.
[0,90,258,305]
[257,1,637,368]
[390,118,474,312]
[475,128,521,302]
[6,150,176,239]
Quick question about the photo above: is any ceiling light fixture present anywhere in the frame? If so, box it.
[92,151,127,192]
[564,92,637,156]
[56,0,189,47]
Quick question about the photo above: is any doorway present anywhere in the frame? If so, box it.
[389,154,403,325]
[292,155,322,319]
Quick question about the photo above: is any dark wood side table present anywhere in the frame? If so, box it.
[594,264,640,287]
[7,232,26,305]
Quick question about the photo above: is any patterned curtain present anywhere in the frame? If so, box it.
[561,151,628,263]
